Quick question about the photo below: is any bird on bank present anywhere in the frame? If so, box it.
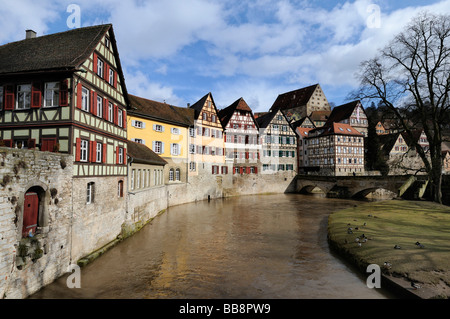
[394,245,401,249]
[383,262,392,269]
[415,242,425,248]
[411,282,421,290]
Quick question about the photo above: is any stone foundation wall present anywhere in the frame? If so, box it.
[0,148,73,299]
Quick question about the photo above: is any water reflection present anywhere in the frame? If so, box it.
[30,194,393,299]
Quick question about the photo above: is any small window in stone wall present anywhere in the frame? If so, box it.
[87,182,95,204]
[118,180,124,197]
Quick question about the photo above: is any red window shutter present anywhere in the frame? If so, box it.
[123,148,127,165]
[105,63,109,81]
[104,98,109,120]
[123,111,127,129]
[27,139,36,149]
[89,141,95,162]
[114,104,118,125]
[102,143,107,163]
[93,52,98,74]
[76,83,82,109]
[255,166,258,174]
[59,79,69,106]
[116,146,119,164]
[91,92,97,116]
[113,71,118,88]
[5,85,15,110]
[75,138,81,161]
[3,139,13,147]
[31,82,41,108]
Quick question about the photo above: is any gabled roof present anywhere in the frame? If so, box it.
[324,100,365,126]
[270,84,319,112]
[378,133,402,156]
[127,140,167,166]
[296,127,314,138]
[290,116,316,130]
[255,110,277,129]
[189,92,220,120]
[0,24,111,75]
[218,97,258,129]
[128,94,193,127]
[0,24,130,108]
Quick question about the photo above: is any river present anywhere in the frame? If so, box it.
[30,194,394,299]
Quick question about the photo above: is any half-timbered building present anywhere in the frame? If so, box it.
[219,97,260,175]
[0,25,129,257]
[306,123,365,176]
[188,93,228,176]
[256,109,297,175]
[324,101,369,137]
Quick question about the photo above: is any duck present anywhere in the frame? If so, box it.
[415,241,425,248]
[394,245,401,249]
[357,242,362,247]
[355,237,360,242]
[411,282,421,290]
[383,262,392,269]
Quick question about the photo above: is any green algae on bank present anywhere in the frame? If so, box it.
[328,200,450,299]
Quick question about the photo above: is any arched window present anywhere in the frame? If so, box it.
[169,168,174,181]
[175,168,180,181]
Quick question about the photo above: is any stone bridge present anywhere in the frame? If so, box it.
[294,174,415,199]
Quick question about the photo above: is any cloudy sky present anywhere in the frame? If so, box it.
[1,0,449,112]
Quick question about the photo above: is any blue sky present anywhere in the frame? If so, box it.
[1,0,449,112]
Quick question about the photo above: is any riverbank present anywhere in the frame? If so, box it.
[327,199,450,299]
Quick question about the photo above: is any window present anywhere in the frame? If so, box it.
[136,169,141,189]
[17,84,32,109]
[171,128,180,135]
[211,114,216,123]
[133,138,145,144]
[175,169,180,181]
[97,58,104,78]
[118,110,123,127]
[105,37,110,48]
[81,87,89,112]
[87,182,95,204]
[189,127,195,137]
[171,143,180,156]
[118,147,124,164]
[153,141,163,154]
[202,112,207,120]
[108,102,114,122]
[169,168,174,181]
[44,82,60,107]
[80,140,89,162]
[130,169,135,190]
[189,144,195,154]
[154,124,163,132]
[132,120,145,129]
[108,68,114,86]
[96,95,103,117]
[118,180,124,197]
[189,162,196,171]
[96,142,102,163]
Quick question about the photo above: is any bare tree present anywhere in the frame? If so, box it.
[353,12,450,204]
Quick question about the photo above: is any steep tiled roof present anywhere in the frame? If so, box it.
[325,101,364,126]
[218,97,256,128]
[127,140,167,166]
[189,92,220,120]
[0,24,111,75]
[309,110,331,122]
[270,84,318,111]
[255,110,277,129]
[296,127,314,138]
[290,116,316,130]
[128,94,193,127]
[310,123,364,138]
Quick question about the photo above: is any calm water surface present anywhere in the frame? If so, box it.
[31,194,393,299]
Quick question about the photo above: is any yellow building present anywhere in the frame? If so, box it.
[127,94,192,183]
[188,92,227,176]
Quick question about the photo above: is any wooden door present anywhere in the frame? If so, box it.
[23,192,39,237]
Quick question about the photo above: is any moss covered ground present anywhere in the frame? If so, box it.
[328,199,450,298]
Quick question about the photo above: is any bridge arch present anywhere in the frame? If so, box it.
[351,187,397,199]
[298,184,327,195]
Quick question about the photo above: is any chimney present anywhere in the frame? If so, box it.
[187,103,191,108]
[26,30,37,39]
